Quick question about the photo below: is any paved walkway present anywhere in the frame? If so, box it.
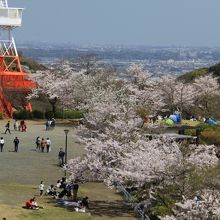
[0,120,84,185]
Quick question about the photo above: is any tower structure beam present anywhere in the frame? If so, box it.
[0,0,36,118]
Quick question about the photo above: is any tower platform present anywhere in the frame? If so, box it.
[0,7,23,28]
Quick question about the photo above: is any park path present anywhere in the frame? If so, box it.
[0,120,138,220]
[0,120,84,185]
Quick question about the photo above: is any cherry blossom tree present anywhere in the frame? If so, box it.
[192,74,219,117]
[27,69,72,114]
[155,74,219,117]
[28,61,220,219]
[156,75,196,114]
[126,63,166,116]
[162,189,220,220]
[62,65,219,188]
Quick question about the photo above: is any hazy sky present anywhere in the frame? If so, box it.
[9,0,220,46]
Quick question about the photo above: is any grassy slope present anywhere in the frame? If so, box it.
[0,183,136,220]
[0,184,91,220]
[178,68,208,83]
[178,62,220,83]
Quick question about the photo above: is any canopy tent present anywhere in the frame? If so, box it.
[165,118,175,125]
[165,113,181,125]
[206,119,218,125]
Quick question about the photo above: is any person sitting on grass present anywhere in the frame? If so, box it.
[46,184,54,196]
[46,184,59,198]
[56,180,61,188]
[79,197,89,209]
[73,197,89,212]
[24,197,43,210]
[25,198,39,210]
[52,188,59,199]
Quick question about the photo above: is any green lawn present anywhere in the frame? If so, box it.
[0,184,92,220]
[0,120,137,220]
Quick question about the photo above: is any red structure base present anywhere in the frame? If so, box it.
[0,56,36,118]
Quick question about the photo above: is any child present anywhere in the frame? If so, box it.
[39,181,45,196]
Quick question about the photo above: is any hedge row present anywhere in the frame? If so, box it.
[198,123,220,146]
[13,110,83,120]
[182,123,220,145]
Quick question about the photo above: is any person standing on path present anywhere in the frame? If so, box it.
[39,181,45,196]
[0,137,4,152]
[46,138,51,153]
[58,148,65,166]
[35,136,41,150]
[13,137,19,152]
[4,121,11,134]
[14,119,18,131]
[41,138,46,153]
[72,181,79,201]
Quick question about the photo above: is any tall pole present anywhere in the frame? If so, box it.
[65,133,68,164]
[64,129,69,177]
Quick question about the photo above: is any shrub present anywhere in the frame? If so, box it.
[55,110,83,119]
[32,110,44,119]
[64,110,83,119]
[136,107,149,119]
[0,112,3,120]
[54,111,63,119]
[45,111,54,119]
[13,109,33,120]
[150,193,175,217]
[200,130,220,145]
[184,129,197,136]
[195,123,220,145]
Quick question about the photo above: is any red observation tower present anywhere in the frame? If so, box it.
[0,0,36,118]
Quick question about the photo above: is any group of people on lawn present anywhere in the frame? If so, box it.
[25,178,89,211]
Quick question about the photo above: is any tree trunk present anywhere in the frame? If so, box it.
[49,97,57,115]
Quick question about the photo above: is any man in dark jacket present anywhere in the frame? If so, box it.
[4,121,11,134]
[14,137,20,152]
[58,148,65,166]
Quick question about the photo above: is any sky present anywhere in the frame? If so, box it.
[8,0,220,47]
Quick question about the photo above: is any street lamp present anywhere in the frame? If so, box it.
[64,129,69,176]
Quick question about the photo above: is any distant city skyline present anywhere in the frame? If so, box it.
[9,0,220,47]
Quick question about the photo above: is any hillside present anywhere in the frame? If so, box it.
[18,51,47,72]
[178,62,220,83]
[21,56,47,72]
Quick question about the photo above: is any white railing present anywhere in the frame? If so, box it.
[0,8,23,27]
[113,181,150,220]
[0,0,8,8]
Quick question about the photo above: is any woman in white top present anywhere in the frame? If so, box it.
[46,138,51,153]
[0,137,5,152]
